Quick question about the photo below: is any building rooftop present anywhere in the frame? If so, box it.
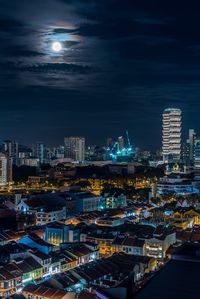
[50,271,80,288]
[0,241,26,256]
[23,284,73,299]
[30,249,51,261]
[26,233,53,247]
[164,108,181,113]
[112,235,145,248]
[0,230,26,243]
[13,256,42,273]
[67,191,98,199]
[23,192,69,211]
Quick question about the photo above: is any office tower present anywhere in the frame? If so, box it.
[3,140,19,166]
[118,136,124,151]
[55,145,65,159]
[162,108,182,162]
[6,156,13,182]
[64,137,85,162]
[32,142,44,164]
[0,153,7,185]
[189,129,195,162]
[0,153,12,184]
[194,133,200,180]
[181,142,190,164]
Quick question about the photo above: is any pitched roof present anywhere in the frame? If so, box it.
[23,284,71,299]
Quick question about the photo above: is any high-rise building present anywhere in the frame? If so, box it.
[189,129,195,163]
[181,142,190,164]
[55,146,65,159]
[64,137,85,162]
[0,153,7,185]
[162,108,182,162]
[3,140,19,166]
[6,156,13,182]
[32,142,44,164]
[194,133,200,180]
[0,153,12,184]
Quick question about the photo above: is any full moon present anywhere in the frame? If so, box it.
[52,41,62,52]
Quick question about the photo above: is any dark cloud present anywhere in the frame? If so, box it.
[0,45,44,57]
[52,28,77,34]
[0,0,200,148]
[0,61,99,72]
[0,18,24,33]
[17,62,100,74]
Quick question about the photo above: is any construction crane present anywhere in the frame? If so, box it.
[126,130,132,150]
[108,131,135,162]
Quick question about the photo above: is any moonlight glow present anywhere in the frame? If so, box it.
[52,41,62,52]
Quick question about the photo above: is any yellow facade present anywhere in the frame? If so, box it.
[183,210,200,225]
[173,220,189,230]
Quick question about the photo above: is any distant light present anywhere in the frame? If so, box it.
[52,41,62,52]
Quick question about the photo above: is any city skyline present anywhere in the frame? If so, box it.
[0,107,196,152]
[1,1,200,147]
[2,2,200,297]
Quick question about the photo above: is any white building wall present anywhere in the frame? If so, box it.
[162,108,182,162]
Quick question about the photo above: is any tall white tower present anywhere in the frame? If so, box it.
[0,153,8,185]
[162,108,182,162]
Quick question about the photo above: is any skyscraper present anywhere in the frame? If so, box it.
[32,142,44,164]
[6,156,13,182]
[189,129,195,163]
[3,140,19,166]
[0,153,12,184]
[194,133,200,180]
[162,108,182,162]
[64,137,85,162]
[0,153,7,185]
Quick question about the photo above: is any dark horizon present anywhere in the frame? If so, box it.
[1,1,200,148]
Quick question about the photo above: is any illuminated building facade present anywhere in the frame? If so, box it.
[4,139,19,166]
[32,142,44,164]
[162,108,182,162]
[35,207,67,226]
[84,233,115,256]
[111,236,145,256]
[64,136,85,162]
[156,176,199,196]
[0,153,8,185]
[75,193,105,213]
[103,191,127,209]
[145,231,176,258]
[194,132,200,180]
[189,129,195,162]
[45,223,80,246]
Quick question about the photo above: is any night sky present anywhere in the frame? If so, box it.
[0,0,200,149]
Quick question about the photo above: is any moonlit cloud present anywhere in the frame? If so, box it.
[0,0,200,147]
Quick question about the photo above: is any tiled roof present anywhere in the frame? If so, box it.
[23,284,70,299]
